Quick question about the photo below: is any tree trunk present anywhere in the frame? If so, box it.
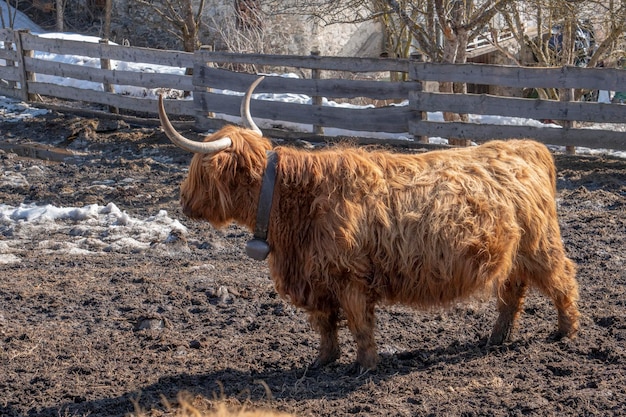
[56,0,64,32]
[104,0,112,39]
[182,0,197,52]
[437,0,470,146]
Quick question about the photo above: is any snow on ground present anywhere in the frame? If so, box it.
[0,97,48,121]
[0,200,188,264]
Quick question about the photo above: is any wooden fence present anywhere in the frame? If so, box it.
[1,28,625,150]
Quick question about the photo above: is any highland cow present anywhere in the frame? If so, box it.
[158,77,580,371]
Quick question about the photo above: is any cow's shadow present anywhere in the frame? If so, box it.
[15,338,513,417]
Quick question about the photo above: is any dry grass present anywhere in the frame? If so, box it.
[133,393,296,417]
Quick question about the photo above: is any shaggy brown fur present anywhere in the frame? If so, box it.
[180,127,580,371]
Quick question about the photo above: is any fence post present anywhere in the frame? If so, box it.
[14,29,36,102]
[199,45,215,119]
[311,50,324,135]
[409,53,428,144]
[99,39,119,114]
[3,32,16,90]
[560,86,576,154]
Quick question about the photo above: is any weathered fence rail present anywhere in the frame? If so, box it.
[407,63,626,149]
[193,66,416,134]
[1,28,625,150]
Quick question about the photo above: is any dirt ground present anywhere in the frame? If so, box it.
[1,106,625,417]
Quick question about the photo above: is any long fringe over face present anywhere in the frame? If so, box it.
[180,125,272,229]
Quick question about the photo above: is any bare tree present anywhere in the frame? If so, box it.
[500,1,625,66]
[208,3,296,75]
[135,0,206,53]
[1,0,18,28]
[134,0,207,96]
[575,0,626,69]
[494,0,626,100]
[262,1,515,62]
[263,0,624,67]
[377,1,517,143]
[211,6,278,54]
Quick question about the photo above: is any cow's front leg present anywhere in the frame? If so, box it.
[490,277,528,345]
[309,309,340,368]
[340,284,378,371]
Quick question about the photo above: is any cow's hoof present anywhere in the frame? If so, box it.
[355,352,379,374]
[311,350,340,369]
[488,324,512,346]
[348,362,376,377]
[548,330,576,343]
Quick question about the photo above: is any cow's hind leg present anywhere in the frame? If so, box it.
[339,284,378,371]
[534,257,580,340]
[489,276,528,345]
[309,309,341,368]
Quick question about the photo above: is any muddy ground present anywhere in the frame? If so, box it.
[0,106,625,417]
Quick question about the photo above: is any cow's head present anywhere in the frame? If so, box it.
[158,77,272,229]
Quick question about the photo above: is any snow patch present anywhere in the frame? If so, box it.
[0,203,189,261]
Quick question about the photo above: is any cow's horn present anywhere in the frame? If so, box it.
[241,76,264,136]
[158,94,232,154]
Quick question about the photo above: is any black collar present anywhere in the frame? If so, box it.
[245,150,277,260]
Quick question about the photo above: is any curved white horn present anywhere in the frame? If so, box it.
[240,76,265,136]
[158,95,232,154]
